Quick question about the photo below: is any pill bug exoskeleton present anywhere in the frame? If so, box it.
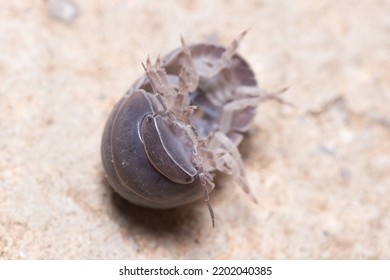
[101,31,272,226]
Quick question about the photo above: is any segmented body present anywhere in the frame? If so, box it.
[101,31,261,226]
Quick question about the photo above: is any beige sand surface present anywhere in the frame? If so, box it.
[1,0,389,259]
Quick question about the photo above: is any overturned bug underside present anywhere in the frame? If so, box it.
[101,31,282,226]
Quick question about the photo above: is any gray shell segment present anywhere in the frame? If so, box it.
[101,90,204,208]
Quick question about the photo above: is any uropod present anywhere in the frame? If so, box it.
[101,31,275,226]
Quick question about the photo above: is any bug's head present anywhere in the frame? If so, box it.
[140,113,200,185]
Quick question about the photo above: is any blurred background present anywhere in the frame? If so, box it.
[0,0,389,259]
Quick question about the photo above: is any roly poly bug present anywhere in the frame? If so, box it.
[101,31,277,226]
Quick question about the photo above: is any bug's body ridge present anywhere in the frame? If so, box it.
[102,31,265,226]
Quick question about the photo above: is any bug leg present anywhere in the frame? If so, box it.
[198,130,215,148]
[218,84,261,133]
[142,56,198,127]
[199,30,249,78]
[232,85,260,100]
[143,51,196,122]
[172,80,195,123]
[258,86,294,107]
[193,154,215,227]
[197,132,219,170]
[172,86,187,118]
[213,132,258,203]
[219,96,259,134]
[168,38,199,120]
[179,36,199,92]
[180,105,197,124]
[200,173,215,228]
[219,86,293,134]
[198,148,217,171]
[142,56,178,110]
[220,29,249,65]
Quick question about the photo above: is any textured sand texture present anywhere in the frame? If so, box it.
[1,0,389,259]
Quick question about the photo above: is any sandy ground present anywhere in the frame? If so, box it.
[0,0,389,259]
